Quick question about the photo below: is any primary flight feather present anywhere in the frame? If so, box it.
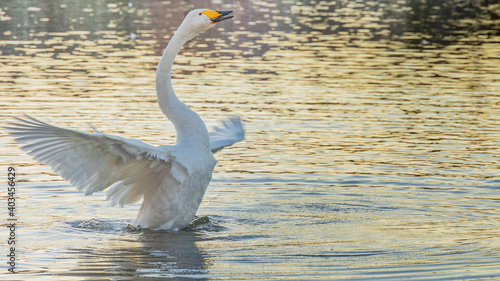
[6,9,242,231]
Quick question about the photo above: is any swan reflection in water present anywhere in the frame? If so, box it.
[66,228,208,280]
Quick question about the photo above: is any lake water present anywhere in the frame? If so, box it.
[1,0,500,280]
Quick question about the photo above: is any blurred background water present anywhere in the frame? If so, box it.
[1,0,500,280]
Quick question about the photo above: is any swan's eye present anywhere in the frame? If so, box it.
[199,13,202,15]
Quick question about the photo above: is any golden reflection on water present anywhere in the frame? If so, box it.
[1,0,500,280]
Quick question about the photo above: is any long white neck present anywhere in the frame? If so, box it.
[155,31,209,149]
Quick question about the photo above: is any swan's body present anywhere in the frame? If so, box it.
[6,9,242,230]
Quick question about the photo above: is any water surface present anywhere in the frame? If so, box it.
[1,0,500,280]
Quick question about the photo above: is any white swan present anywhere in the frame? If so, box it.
[6,9,243,231]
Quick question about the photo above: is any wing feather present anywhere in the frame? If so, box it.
[209,116,244,153]
[5,115,188,206]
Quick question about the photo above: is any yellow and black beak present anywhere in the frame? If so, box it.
[201,10,234,23]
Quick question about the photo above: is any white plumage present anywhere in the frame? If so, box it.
[6,9,241,231]
[209,117,245,153]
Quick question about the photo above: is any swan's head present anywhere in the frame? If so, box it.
[176,9,234,41]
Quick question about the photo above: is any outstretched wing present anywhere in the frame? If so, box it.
[209,116,245,153]
[5,115,189,207]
